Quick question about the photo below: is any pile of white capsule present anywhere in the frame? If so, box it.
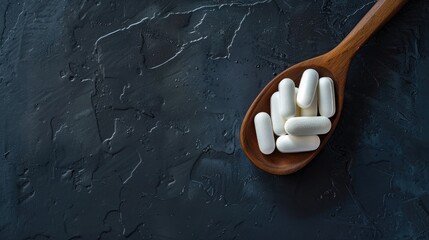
[254,69,336,154]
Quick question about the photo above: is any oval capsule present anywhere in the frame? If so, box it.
[278,78,296,119]
[284,116,331,135]
[270,92,286,136]
[254,112,275,155]
[301,91,318,116]
[318,77,336,118]
[276,135,320,153]
[297,69,319,108]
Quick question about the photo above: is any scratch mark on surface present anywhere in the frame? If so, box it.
[119,83,130,102]
[93,13,156,61]
[161,0,271,19]
[211,7,251,60]
[189,12,207,34]
[123,151,143,184]
[53,123,68,141]
[146,34,208,70]
[93,0,272,64]
[148,46,185,70]
[342,1,375,25]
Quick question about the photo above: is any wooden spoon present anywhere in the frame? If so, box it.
[240,0,408,175]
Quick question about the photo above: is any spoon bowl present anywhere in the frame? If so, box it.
[240,0,408,175]
[240,53,349,175]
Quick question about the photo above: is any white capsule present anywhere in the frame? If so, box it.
[300,91,318,116]
[297,69,319,108]
[254,112,275,155]
[276,135,320,153]
[318,77,336,118]
[270,92,286,136]
[278,78,296,119]
[284,116,331,135]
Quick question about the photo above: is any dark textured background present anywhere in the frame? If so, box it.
[1,0,428,239]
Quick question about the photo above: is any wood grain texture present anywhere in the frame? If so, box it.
[240,0,409,175]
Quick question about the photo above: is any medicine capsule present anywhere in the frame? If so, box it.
[297,69,319,108]
[276,135,320,153]
[318,77,336,118]
[301,91,318,116]
[278,78,296,119]
[270,92,286,136]
[254,112,275,155]
[284,116,331,135]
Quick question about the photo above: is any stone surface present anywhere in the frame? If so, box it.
[1,0,428,239]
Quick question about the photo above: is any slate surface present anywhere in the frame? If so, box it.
[1,0,428,239]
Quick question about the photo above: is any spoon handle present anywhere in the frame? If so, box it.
[331,0,408,61]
